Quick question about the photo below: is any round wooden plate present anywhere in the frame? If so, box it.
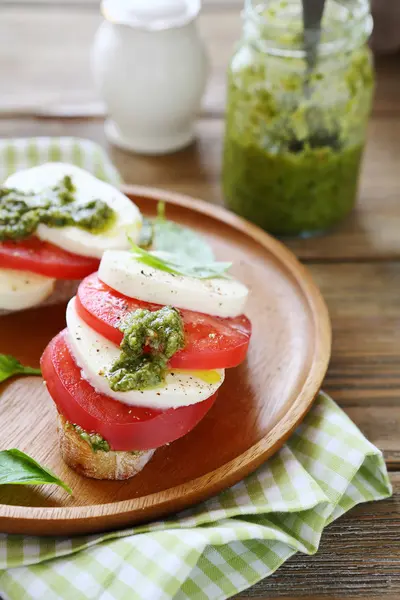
[0,186,331,535]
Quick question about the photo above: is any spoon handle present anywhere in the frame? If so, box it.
[302,0,326,72]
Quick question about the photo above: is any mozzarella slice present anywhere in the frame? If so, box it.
[66,297,224,409]
[5,163,142,258]
[0,268,55,311]
[98,250,249,318]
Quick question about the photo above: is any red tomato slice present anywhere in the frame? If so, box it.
[76,273,252,370]
[41,330,218,451]
[0,238,100,279]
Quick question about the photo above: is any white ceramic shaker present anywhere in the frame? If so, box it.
[91,0,209,154]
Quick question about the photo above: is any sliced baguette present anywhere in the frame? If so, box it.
[57,414,155,480]
[0,279,80,316]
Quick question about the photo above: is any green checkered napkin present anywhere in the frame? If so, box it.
[0,138,392,600]
[0,137,121,186]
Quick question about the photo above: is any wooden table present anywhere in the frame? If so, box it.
[1,2,400,597]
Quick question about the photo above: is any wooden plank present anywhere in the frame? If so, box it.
[310,262,400,467]
[311,262,400,359]
[236,473,400,598]
[0,7,399,117]
[343,408,400,470]
[0,8,102,116]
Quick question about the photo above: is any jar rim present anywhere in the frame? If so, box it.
[243,0,373,57]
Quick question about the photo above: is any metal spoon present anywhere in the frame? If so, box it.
[288,0,340,152]
[302,0,326,87]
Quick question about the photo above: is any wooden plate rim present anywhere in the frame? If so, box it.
[0,185,331,525]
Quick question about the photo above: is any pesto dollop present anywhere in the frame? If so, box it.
[66,422,110,453]
[105,306,185,392]
[222,0,374,236]
[0,175,115,241]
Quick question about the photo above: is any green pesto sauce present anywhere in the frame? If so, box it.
[222,5,374,236]
[105,306,185,392]
[0,175,115,241]
[66,422,110,453]
[224,141,364,236]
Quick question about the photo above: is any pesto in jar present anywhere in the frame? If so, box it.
[222,0,374,236]
[0,175,116,241]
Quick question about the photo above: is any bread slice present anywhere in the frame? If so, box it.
[57,414,155,480]
[0,279,80,316]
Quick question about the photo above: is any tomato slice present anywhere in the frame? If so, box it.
[41,330,218,451]
[76,273,252,370]
[0,238,100,279]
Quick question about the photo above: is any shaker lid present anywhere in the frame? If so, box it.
[101,0,201,30]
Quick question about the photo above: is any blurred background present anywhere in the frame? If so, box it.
[1,0,398,117]
[0,0,399,204]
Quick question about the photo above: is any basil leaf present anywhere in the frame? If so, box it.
[130,242,231,279]
[153,219,215,263]
[0,354,41,383]
[0,449,72,494]
[130,243,179,275]
[141,201,215,263]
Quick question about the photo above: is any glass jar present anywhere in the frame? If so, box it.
[222,0,374,237]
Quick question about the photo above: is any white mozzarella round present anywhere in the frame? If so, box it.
[66,297,224,409]
[98,250,249,318]
[0,268,55,311]
[5,163,142,258]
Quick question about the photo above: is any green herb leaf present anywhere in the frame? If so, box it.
[130,242,231,279]
[153,220,216,263]
[0,354,41,383]
[0,449,72,493]
[151,201,215,263]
